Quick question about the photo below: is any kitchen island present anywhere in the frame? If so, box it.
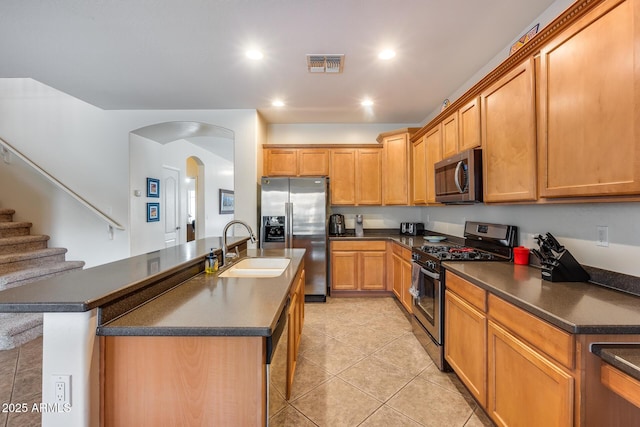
[0,237,305,427]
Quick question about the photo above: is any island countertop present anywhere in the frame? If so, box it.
[0,236,248,312]
[97,248,305,337]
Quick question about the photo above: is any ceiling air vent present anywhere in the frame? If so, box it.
[306,54,344,73]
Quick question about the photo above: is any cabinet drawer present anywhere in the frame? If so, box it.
[601,362,640,409]
[446,272,486,312]
[331,240,387,251]
[488,294,575,369]
[391,242,411,259]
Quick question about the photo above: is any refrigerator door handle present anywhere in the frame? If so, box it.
[288,202,294,248]
[284,202,291,249]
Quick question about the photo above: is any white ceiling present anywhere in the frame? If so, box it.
[0,0,558,124]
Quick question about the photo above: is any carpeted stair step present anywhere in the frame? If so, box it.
[0,247,70,274]
[0,208,15,222]
[0,260,85,291]
[0,234,50,255]
[0,221,32,238]
[0,313,43,350]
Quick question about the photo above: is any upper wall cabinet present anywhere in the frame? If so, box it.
[263,148,329,177]
[442,113,459,159]
[538,0,640,198]
[412,135,427,205]
[330,148,382,205]
[481,58,537,203]
[458,96,482,152]
[381,130,414,205]
[425,125,443,204]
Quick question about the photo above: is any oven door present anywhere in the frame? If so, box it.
[411,262,443,345]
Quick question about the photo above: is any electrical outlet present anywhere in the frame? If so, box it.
[596,225,609,247]
[52,375,71,405]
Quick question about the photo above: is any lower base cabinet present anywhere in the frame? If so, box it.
[391,243,413,313]
[286,268,305,399]
[330,240,386,292]
[487,321,574,427]
[445,271,575,427]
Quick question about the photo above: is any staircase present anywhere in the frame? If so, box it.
[0,208,85,350]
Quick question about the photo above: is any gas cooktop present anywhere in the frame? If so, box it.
[416,245,498,261]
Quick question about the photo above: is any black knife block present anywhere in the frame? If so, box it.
[540,249,590,282]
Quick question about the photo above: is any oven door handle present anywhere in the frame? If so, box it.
[420,267,440,281]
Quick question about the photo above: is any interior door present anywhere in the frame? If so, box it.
[163,166,180,247]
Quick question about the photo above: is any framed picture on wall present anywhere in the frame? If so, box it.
[147,178,160,198]
[219,189,234,214]
[147,203,160,222]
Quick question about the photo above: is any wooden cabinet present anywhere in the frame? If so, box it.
[459,96,482,152]
[330,148,382,205]
[444,273,487,407]
[411,136,427,205]
[444,272,576,427]
[487,320,574,427]
[382,132,411,205]
[264,148,329,177]
[286,268,305,399]
[264,148,298,176]
[481,58,537,202]
[390,243,413,313]
[298,149,329,176]
[487,293,575,427]
[538,0,640,198]
[425,125,443,204]
[442,112,459,159]
[330,240,386,292]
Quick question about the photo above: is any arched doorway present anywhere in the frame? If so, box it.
[128,121,234,255]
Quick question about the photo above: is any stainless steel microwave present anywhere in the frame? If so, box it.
[434,149,483,203]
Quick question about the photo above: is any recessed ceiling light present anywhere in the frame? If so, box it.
[272,100,285,107]
[378,50,396,60]
[246,50,264,60]
[361,99,374,107]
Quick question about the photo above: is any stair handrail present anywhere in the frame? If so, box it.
[0,137,125,231]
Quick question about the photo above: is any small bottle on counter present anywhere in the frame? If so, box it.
[205,248,218,274]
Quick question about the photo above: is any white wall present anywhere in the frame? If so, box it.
[0,78,260,267]
[268,123,419,144]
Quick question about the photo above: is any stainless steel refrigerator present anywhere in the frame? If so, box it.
[260,177,328,302]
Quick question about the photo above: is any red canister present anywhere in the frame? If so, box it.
[513,246,530,265]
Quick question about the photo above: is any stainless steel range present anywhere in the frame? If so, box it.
[410,221,518,371]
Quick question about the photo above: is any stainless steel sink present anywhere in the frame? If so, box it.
[218,257,290,278]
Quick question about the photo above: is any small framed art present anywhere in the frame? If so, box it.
[219,189,234,214]
[147,203,160,222]
[147,178,160,198]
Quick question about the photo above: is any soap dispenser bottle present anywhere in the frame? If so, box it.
[205,248,218,274]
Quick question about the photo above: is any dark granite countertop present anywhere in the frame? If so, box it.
[97,248,305,337]
[443,262,640,335]
[328,229,460,250]
[591,344,640,382]
[0,236,247,312]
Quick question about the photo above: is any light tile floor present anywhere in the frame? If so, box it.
[0,297,495,427]
[269,297,495,427]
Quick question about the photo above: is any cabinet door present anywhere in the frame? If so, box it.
[298,149,329,176]
[286,291,298,400]
[459,96,482,151]
[265,149,298,176]
[356,149,382,205]
[391,253,403,299]
[425,125,443,204]
[330,149,356,205]
[411,137,427,205]
[442,112,459,159]
[330,250,358,290]
[400,257,413,313]
[539,0,640,198]
[445,290,487,407]
[360,251,386,290]
[383,134,410,205]
[487,321,574,427]
[481,58,537,202]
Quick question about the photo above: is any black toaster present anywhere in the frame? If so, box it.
[400,222,424,236]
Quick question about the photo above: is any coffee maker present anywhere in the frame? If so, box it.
[329,214,345,236]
